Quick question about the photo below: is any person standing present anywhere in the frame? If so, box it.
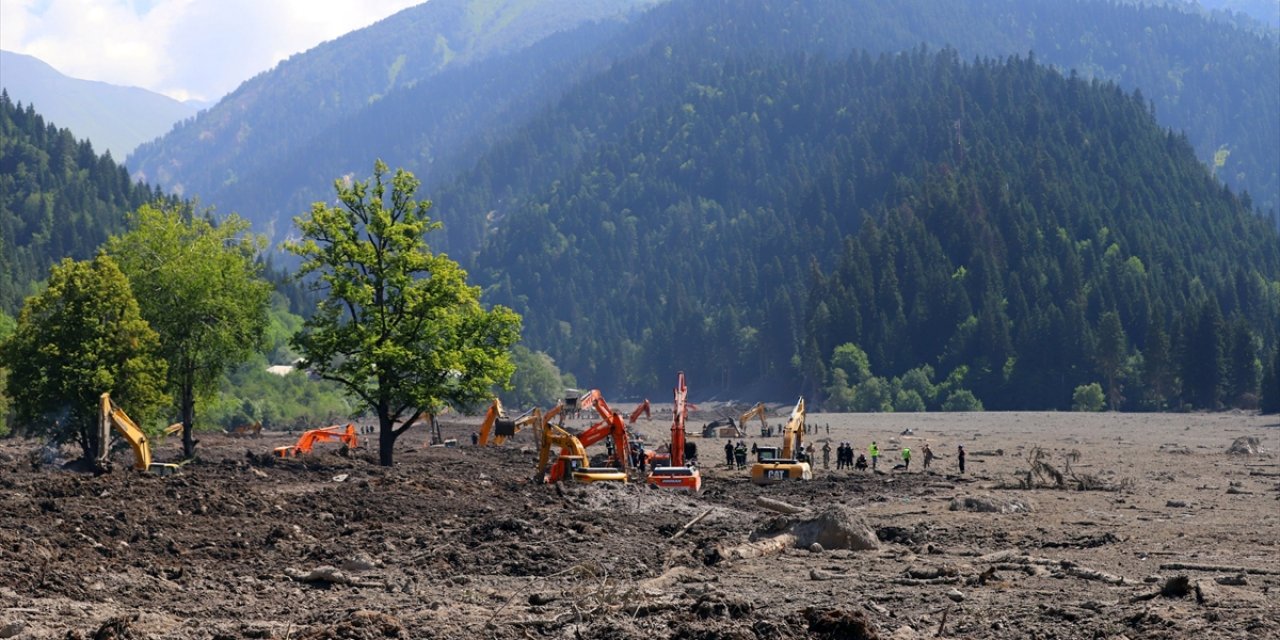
[470,431,479,446]
[734,441,748,469]
[822,442,832,469]
[957,445,966,474]
[901,446,911,471]
[724,441,735,467]
[922,444,934,470]
[869,441,880,471]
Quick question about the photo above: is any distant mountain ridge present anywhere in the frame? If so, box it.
[0,50,198,160]
[129,0,1279,243]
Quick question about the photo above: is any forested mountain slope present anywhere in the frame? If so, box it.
[0,51,198,160]
[450,48,1279,410]
[125,0,660,236]
[0,93,171,314]
[127,0,1278,242]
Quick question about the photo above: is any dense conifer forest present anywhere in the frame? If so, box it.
[443,48,1279,411]
[0,92,171,314]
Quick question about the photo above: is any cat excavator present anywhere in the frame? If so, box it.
[98,392,180,475]
[750,396,812,485]
[647,371,702,492]
[273,424,359,458]
[532,405,627,484]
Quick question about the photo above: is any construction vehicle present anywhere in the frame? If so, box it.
[750,397,812,485]
[476,397,513,446]
[273,424,359,458]
[628,399,651,423]
[700,402,767,438]
[98,393,179,475]
[538,392,633,482]
[532,406,627,484]
[647,372,702,492]
[227,421,262,437]
[406,406,451,446]
[739,403,769,436]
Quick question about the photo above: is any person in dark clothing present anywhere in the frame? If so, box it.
[725,441,735,467]
[854,453,868,471]
[470,431,479,446]
[957,445,966,474]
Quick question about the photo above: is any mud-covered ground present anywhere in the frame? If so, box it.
[0,410,1277,639]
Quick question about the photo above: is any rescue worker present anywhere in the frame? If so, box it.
[854,453,868,471]
[869,441,880,471]
[922,443,934,470]
[724,441,735,467]
[957,445,966,474]
[470,431,479,446]
[901,446,911,471]
[734,440,748,469]
[822,442,831,469]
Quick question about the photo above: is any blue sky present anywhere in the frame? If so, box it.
[1,0,423,103]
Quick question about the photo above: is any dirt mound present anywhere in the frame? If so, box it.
[791,506,880,551]
[1226,436,1267,456]
[948,494,1033,513]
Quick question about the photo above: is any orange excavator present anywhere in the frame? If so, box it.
[628,399,651,424]
[540,391,633,482]
[647,372,702,492]
[533,406,627,484]
[274,424,359,458]
[478,397,529,446]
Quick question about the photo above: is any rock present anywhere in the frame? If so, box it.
[286,565,351,585]
[1214,574,1247,586]
[809,568,837,581]
[803,607,877,639]
[809,542,825,553]
[946,588,965,602]
[341,553,378,573]
[791,506,880,551]
[948,495,1032,513]
[1165,500,1190,508]
[1143,574,1163,584]
[0,621,26,639]
[528,592,557,605]
[1226,436,1266,456]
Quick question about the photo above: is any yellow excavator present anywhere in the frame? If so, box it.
[750,396,812,485]
[533,404,627,484]
[98,393,180,475]
[477,397,527,446]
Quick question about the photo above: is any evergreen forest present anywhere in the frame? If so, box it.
[0,91,171,314]
[442,47,1280,411]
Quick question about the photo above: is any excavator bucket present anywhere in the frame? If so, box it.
[494,418,518,437]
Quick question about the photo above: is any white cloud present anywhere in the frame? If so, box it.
[1,0,423,102]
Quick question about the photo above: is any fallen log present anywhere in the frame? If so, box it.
[1158,562,1280,576]
[670,509,713,540]
[755,496,808,515]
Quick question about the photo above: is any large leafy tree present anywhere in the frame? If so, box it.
[0,254,168,460]
[286,160,521,466]
[106,204,271,459]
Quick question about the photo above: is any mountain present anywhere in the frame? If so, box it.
[126,0,662,234]
[128,0,1279,242]
[0,50,198,160]
[1196,0,1280,29]
[453,45,1279,410]
[0,93,172,314]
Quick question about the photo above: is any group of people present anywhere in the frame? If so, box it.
[830,442,868,471]
[724,440,749,468]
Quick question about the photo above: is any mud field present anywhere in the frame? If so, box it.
[0,410,1277,639]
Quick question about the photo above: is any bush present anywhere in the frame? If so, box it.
[1072,383,1105,412]
[941,389,984,411]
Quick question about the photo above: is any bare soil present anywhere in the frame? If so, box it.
[1,410,1277,639]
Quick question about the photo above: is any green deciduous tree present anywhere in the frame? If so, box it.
[504,345,566,407]
[286,160,521,466]
[106,204,271,459]
[1072,383,1105,412]
[0,255,168,460]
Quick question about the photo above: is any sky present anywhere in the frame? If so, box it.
[0,0,424,103]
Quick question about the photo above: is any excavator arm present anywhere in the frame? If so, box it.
[99,393,178,474]
[476,398,508,446]
[628,399,651,424]
[780,397,806,460]
[739,403,768,437]
[275,424,358,457]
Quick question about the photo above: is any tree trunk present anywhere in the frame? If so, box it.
[181,378,197,460]
[379,410,396,466]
